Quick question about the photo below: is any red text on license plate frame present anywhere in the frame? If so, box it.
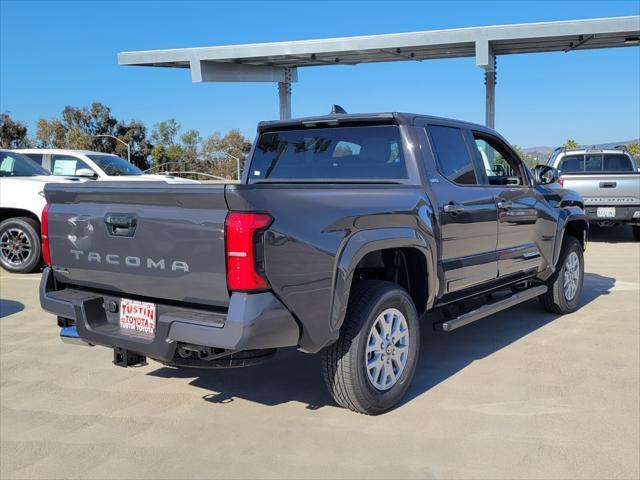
[119,298,156,336]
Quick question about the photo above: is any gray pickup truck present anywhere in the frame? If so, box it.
[40,112,588,414]
[548,147,640,240]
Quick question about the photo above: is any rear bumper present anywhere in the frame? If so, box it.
[585,205,640,223]
[39,267,300,362]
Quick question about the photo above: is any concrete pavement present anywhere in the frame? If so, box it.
[1,226,638,479]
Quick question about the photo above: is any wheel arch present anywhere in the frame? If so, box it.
[553,207,588,266]
[329,227,436,337]
[0,207,40,225]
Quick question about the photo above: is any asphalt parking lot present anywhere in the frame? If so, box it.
[1,226,638,479]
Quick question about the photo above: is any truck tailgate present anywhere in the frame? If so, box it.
[45,182,229,307]
[560,173,640,205]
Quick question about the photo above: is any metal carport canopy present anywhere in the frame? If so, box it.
[118,16,640,125]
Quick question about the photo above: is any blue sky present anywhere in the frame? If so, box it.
[1,0,639,147]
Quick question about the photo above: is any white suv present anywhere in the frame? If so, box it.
[16,149,196,183]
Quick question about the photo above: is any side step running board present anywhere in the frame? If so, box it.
[435,285,548,332]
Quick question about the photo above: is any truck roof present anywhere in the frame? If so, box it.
[555,148,632,155]
[14,148,114,156]
[257,112,489,133]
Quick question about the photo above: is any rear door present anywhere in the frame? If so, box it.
[45,182,230,307]
[422,123,498,294]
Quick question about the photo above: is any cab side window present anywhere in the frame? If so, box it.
[473,132,526,186]
[427,125,478,185]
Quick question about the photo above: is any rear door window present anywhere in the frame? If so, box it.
[51,154,93,176]
[603,154,634,172]
[249,125,407,181]
[23,153,44,165]
[427,125,478,185]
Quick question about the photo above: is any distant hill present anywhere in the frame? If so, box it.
[524,139,640,160]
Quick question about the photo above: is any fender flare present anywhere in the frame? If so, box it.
[329,227,435,337]
[553,207,588,266]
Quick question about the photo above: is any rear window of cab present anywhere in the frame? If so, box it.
[559,153,635,173]
[248,125,407,181]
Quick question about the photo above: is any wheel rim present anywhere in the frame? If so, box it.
[563,251,580,301]
[365,308,410,391]
[0,228,33,267]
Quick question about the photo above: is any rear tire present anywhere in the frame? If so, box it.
[322,280,420,415]
[539,236,584,314]
[0,217,42,274]
[632,225,640,242]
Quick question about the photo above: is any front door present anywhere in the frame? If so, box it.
[423,124,498,294]
[471,131,543,277]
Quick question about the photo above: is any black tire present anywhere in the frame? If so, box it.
[539,236,584,314]
[322,280,420,415]
[632,226,640,242]
[0,217,42,274]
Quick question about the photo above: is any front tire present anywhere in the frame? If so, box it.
[0,217,42,273]
[539,236,584,314]
[632,225,640,242]
[322,280,420,415]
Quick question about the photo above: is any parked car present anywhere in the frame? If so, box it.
[0,150,76,273]
[548,147,640,240]
[40,112,588,414]
[15,149,197,183]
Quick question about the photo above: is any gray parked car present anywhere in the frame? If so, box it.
[40,112,588,414]
[547,147,640,240]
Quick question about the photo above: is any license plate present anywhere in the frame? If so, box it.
[119,299,156,336]
[597,207,616,218]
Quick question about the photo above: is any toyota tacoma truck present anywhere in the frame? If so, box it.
[40,112,588,415]
[548,146,640,240]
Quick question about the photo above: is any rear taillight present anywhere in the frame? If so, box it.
[41,204,51,265]
[225,212,273,292]
[557,177,565,187]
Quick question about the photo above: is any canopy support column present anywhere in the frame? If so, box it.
[485,65,496,129]
[278,68,293,120]
[476,39,497,129]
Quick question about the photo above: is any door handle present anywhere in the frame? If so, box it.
[443,202,465,215]
[497,199,513,210]
[105,213,137,237]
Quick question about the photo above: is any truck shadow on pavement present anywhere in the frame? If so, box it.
[588,224,636,244]
[148,272,615,412]
[0,299,25,318]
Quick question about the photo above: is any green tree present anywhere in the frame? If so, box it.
[200,129,252,179]
[512,144,537,168]
[0,113,30,148]
[626,142,640,162]
[115,120,153,169]
[35,102,153,167]
[35,117,67,148]
[564,139,579,149]
[150,119,184,170]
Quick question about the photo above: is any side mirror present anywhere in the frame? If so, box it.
[75,168,97,178]
[533,165,559,185]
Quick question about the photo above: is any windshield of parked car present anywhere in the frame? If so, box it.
[0,151,49,177]
[249,125,407,181]
[86,154,142,176]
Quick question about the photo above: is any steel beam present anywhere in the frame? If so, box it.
[191,60,298,83]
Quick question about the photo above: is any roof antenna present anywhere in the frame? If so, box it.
[331,104,347,114]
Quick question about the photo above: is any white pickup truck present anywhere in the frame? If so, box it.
[548,147,640,240]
